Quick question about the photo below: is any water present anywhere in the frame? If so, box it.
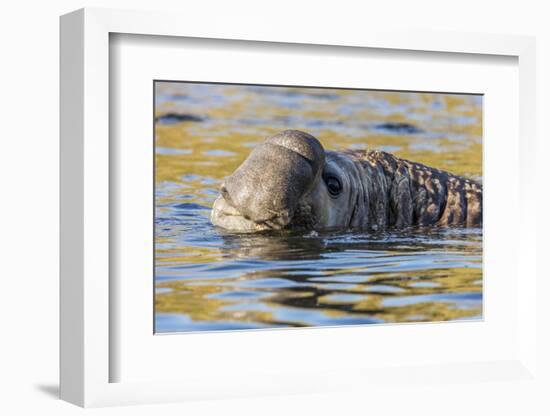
[154,82,483,333]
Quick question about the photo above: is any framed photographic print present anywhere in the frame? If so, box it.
[60,8,539,408]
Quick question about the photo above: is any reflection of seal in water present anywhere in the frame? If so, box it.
[211,130,482,232]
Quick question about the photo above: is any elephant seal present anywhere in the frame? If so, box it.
[210,130,482,232]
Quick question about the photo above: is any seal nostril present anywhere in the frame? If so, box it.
[220,185,230,200]
[220,184,238,211]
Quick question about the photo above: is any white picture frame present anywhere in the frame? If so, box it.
[60,7,539,408]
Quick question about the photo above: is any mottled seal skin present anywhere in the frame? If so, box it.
[210,130,482,232]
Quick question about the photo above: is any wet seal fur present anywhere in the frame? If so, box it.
[211,130,482,232]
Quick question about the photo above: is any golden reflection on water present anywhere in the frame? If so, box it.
[154,82,482,332]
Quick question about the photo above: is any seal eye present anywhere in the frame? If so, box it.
[324,175,342,196]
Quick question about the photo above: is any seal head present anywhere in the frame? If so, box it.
[211,130,326,231]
